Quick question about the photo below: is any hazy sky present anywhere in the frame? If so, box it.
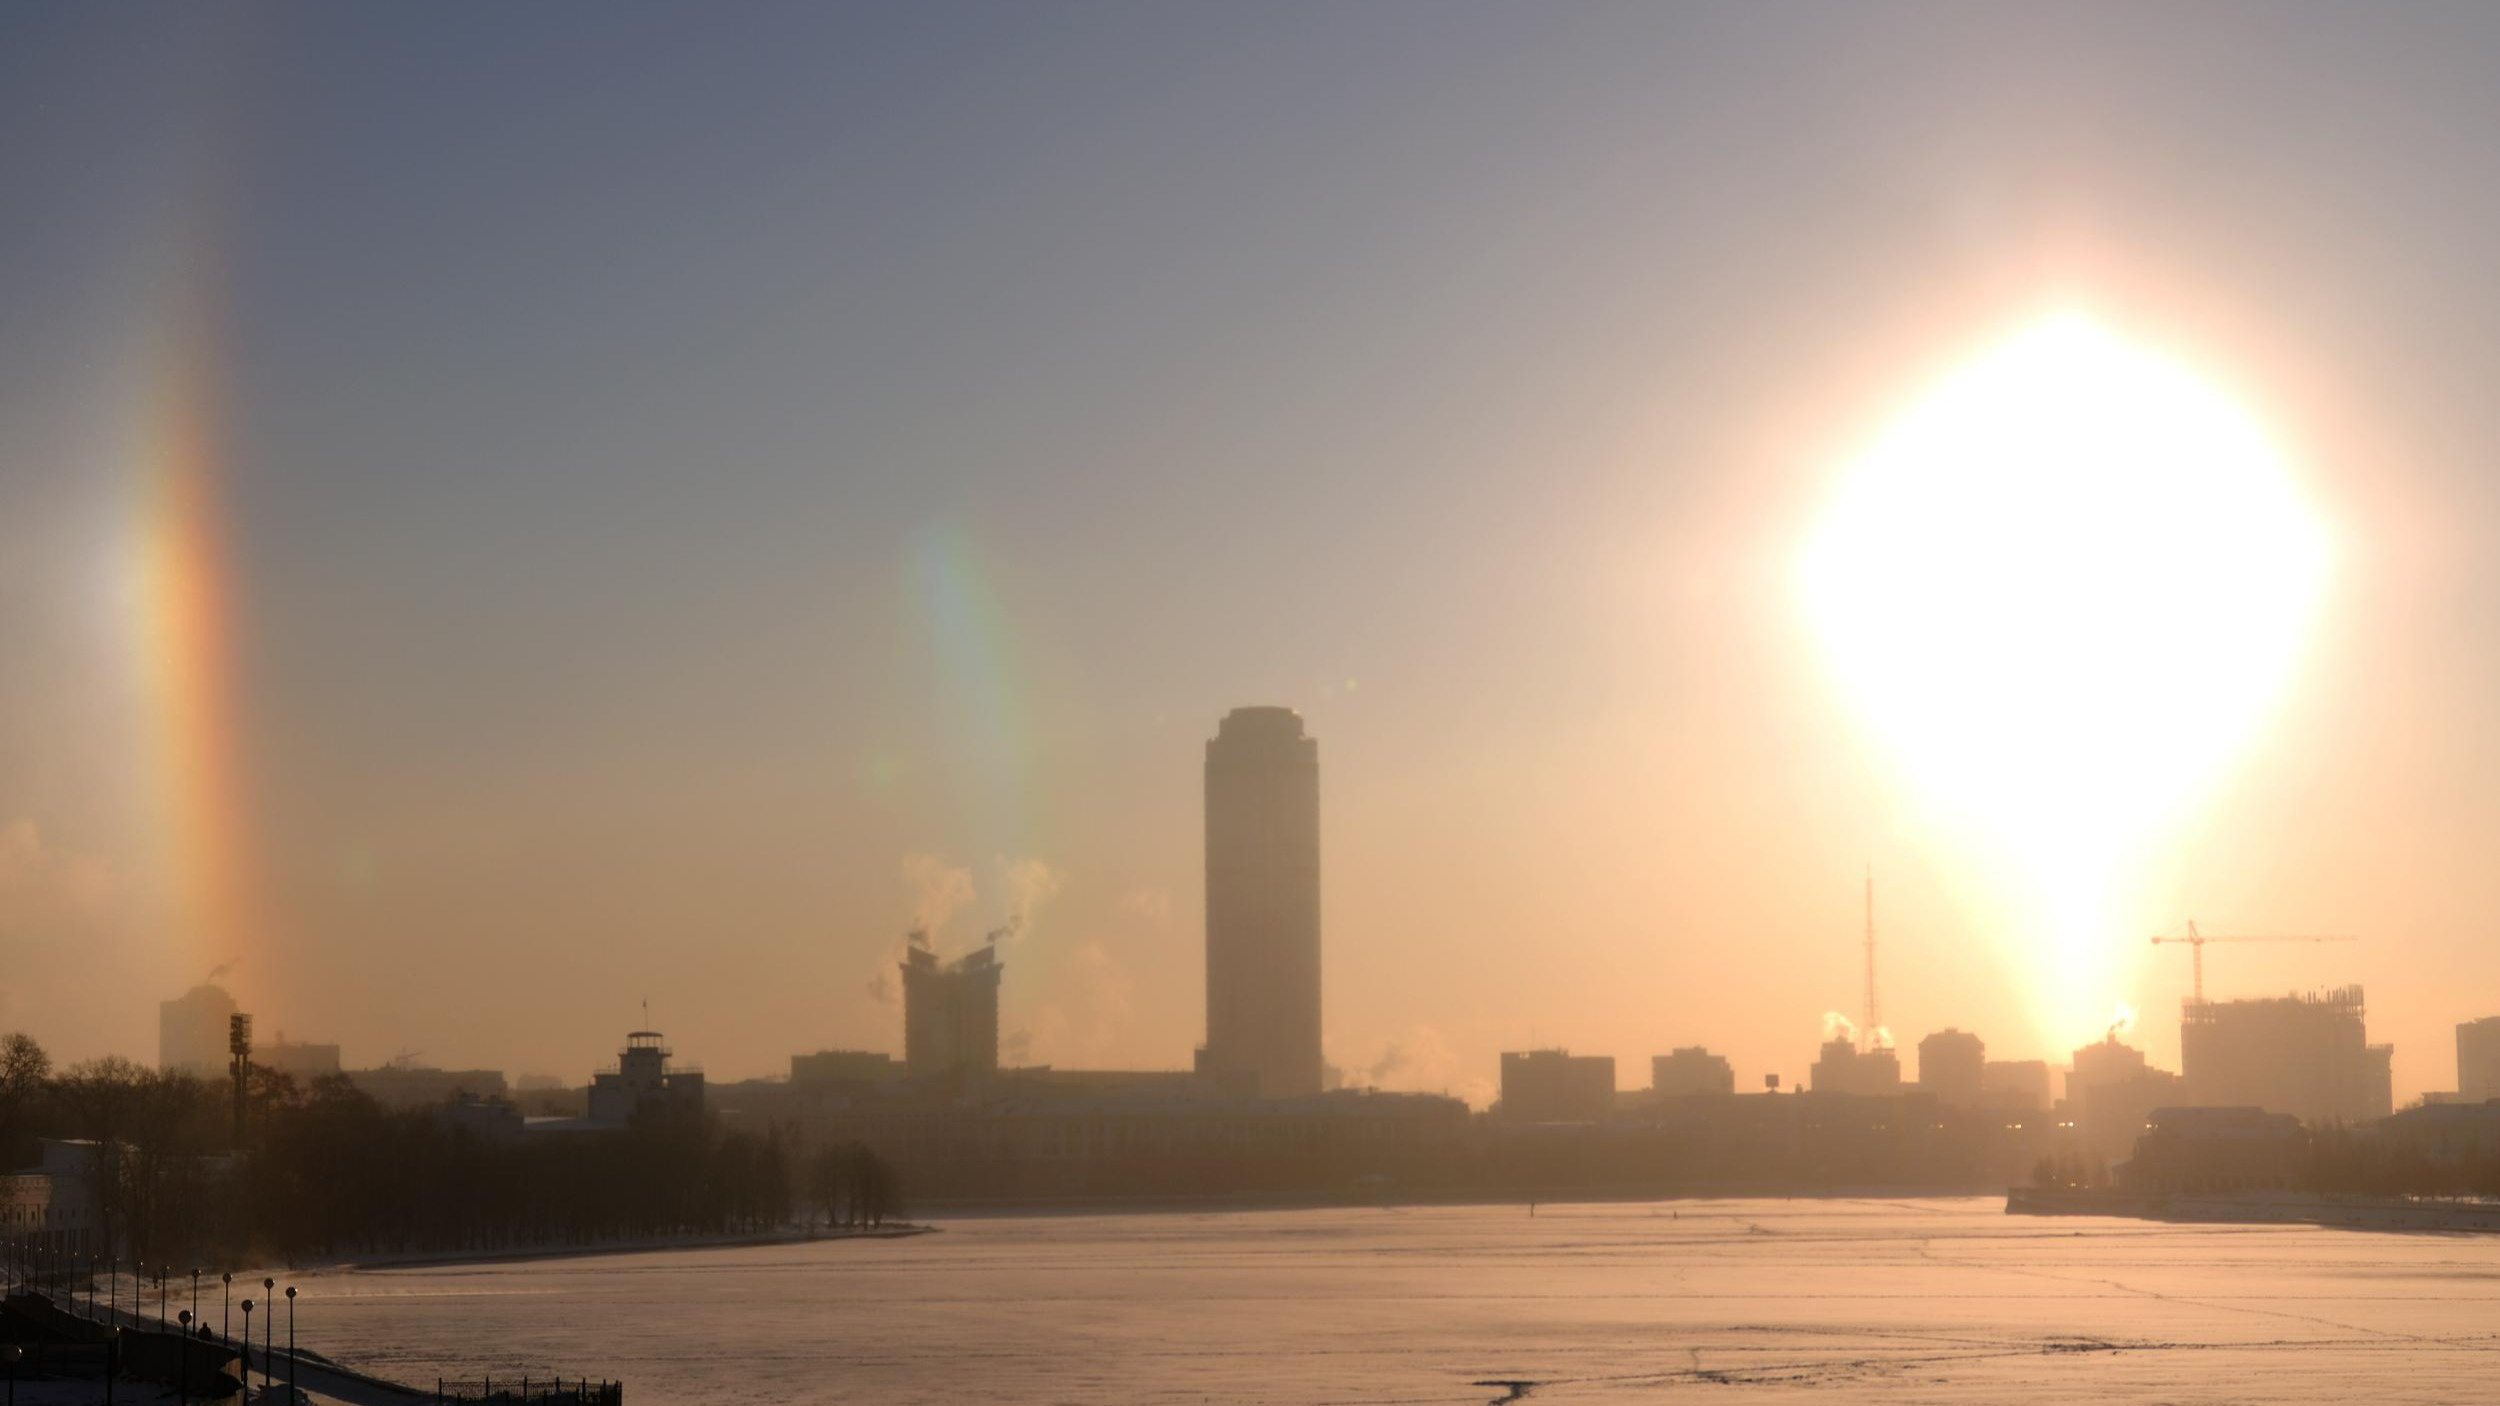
[7,3,2500,1104]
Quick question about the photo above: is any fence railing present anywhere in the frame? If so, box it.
[435,1377,623,1404]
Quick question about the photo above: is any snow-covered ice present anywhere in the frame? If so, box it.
[282,1197,2500,1402]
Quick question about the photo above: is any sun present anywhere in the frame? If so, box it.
[1803,314,2329,1030]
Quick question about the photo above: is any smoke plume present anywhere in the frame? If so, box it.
[900,853,974,933]
[1821,1011,1857,1044]
[994,857,1065,941]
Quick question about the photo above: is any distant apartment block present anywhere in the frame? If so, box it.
[1981,1059,2051,1112]
[2181,987,2393,1126]
[1916,1029,1985,1106]
[158,984,238,1077]
[1651,1047,1735,1097]
[2067,1035,2179,1160]
[791,1049,900,1086]
[1499,1049,1616,1123]
[259,1036,343,1082]
[2458,1017,2500,1103]
[1810,1038,1901,1095]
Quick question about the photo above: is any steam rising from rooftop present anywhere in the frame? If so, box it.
[900,853,975,934]
[2106,1002,2138,1043]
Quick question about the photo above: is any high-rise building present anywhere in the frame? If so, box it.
[2458,1017,2500,1102]
[1198,706,1322,1099]
[158,984,239,1078]
[2181,987,2393,1126]
[1916,1029,1986,1106]
[901,942,1002,1079]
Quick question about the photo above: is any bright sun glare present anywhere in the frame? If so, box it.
[1805,314,2329,1032]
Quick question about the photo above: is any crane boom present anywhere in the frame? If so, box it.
[2149,920,2355,1002]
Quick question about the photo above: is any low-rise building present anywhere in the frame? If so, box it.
[0,1140,104,1255]
[437,1093,526,1141]
[260,1035,344,1082]
[588,1030,704,1126]
[770,1085,1470,1199]
[347,1064,510,1109]
[791,1050,901,1086]
[2379,1098,2500,1164]
[2118,1106,2305,1193]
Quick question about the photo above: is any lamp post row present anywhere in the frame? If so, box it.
[0,1242,300,1401]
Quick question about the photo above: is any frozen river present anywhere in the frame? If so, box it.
[284,1197,2500,1403]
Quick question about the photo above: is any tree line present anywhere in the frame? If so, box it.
[0,1031,901,1269]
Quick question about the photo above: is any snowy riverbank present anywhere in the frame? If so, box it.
[2007,1186,2500,1232]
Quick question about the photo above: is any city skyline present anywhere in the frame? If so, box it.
[14,691,2477,1109]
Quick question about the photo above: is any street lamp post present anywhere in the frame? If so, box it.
[262,1277,275,1398]
[285,1285,297,1402]
[222,1272,232,1344]
[239,1300,253,1395]
[190,1267,200,1331]
[178,1310,193,1406]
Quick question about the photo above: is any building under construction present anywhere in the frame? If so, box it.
[2180,986,2393,1126]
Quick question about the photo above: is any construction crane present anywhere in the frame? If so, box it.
[2150,921,2355,1002]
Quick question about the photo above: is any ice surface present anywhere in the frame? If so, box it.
[282,1197,2500,1403]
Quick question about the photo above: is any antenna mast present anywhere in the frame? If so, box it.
[1862,866,1880,1051]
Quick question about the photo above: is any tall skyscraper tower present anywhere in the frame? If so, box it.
[1200,706,1323,1098]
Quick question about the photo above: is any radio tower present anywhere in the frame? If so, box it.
[1861,866,1880,1052]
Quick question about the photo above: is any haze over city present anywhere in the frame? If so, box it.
[11,1,2500,1112]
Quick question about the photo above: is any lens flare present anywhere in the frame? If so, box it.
[1805,314,2328,1038]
